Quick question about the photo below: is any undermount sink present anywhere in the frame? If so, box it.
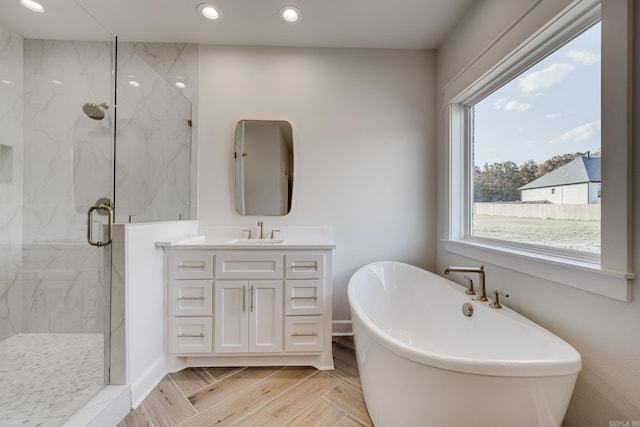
[226,238,284,244]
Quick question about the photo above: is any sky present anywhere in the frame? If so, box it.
[472,22,601,168]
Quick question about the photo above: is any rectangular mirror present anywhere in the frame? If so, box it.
[234,120,293,216]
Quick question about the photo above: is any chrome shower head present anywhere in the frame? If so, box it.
[82,102,109,120]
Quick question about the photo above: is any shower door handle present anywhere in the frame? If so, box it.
[87,198,113,247]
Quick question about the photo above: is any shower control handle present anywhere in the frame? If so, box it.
[87,198,113,247]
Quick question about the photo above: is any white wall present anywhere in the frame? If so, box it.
[521,183,589,204]
[198,46,437,321]
[436,1,640,426]
[119,221,198,406]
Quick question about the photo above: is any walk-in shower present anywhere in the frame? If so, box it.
[0,2,115,426]
[0,0,194,424]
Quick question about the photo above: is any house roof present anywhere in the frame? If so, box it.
[519,156,601,191]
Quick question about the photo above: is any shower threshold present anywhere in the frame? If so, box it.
[0,333,104,427]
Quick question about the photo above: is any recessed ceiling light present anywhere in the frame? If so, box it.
[128,80,140,88]
[20,0,45,13]
[279,6,301,24]
[197,3,222,21]
[175,81,186,89]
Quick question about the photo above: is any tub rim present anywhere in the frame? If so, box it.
[347,260,582,377]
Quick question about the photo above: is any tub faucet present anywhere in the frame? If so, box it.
[443,265,488,301]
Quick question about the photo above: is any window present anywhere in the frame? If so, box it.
[469,22,601,256]
[444,0,633,301]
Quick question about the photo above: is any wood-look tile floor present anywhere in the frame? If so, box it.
[118,339,372,427]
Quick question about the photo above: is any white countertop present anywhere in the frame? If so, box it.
[156,226,336,250]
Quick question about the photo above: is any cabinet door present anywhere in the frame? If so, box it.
[249,280,283,353]
[214,281,248,353]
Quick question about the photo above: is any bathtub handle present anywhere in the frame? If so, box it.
[489,290,509,309]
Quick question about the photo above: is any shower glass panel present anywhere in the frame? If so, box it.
[0,2,114,426]
[115,43,192,223]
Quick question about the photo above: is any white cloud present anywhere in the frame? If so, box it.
[564,49,600,65]
[518,62,576,94]
[545,112,563,120]
[549,120,601,144]
[493,98,531,112]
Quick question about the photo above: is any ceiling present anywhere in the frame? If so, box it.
[0,0,476,49]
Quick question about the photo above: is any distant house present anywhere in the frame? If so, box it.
[519,156,601,204]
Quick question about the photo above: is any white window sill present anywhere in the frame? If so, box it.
[442,239,634,301]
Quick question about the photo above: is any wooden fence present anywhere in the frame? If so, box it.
[474,203,601,221]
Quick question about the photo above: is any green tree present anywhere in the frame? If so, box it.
[476,161,523,202]
[518,159,538,184]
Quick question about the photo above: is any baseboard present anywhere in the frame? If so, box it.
[332,320,353,336]
[130,355,167,408]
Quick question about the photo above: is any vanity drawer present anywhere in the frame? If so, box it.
[284,316,323,352]
[285,253,324,279]
[285,280,324,315]
[171,280,213,316]
[171,316,213,354]
[216,253,283,279]
[170,252,214,279]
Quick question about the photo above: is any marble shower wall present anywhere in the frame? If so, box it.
[115,43,194,223]
[0,39,196,337]
[21,39,113,333]
[0,25,24,341]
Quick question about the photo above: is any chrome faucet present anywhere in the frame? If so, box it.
[257,221,264,239]
[443,265,487,301]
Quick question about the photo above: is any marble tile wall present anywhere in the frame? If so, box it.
[21,39,113,334]
[126,43,199,222]
[0,25,24,342]
[1,38,198,339]
[115,43,195,223]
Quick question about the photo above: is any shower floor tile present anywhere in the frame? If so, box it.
[0,333,104,427]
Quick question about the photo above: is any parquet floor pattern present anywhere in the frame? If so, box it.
[118,339,372,427]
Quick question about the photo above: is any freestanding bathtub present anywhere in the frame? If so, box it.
[347,261,581,427]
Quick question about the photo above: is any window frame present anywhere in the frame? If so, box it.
[443,0,634,301]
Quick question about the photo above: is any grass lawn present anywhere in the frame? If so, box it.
[472,214,601,253]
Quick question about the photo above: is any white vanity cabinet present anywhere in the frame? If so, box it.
[214,252,283,353]
[165,246,334,371]
[168,252,214,354]
[284,253,325,352]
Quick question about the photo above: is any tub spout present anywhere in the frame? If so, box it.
[443,265,487,301]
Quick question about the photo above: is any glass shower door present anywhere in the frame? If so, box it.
[0,2,115,425]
